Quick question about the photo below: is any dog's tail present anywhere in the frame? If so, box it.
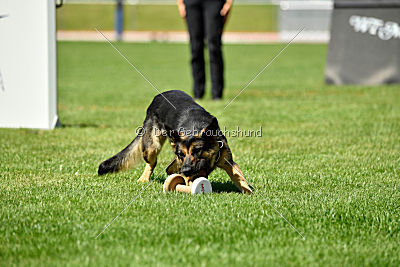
[98,135,143,175]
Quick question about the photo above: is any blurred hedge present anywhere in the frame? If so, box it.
[56,4,277,32]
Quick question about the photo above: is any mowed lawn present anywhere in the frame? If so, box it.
[56,4,277,32]
[1,41,399,266]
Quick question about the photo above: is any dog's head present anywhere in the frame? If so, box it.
[169,117,222,179]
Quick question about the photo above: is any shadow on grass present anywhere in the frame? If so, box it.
[211,180,241,194]
[60,122,109,128]
[153,174,168,184]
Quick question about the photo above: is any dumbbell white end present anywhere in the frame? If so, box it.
[190,177,212,195]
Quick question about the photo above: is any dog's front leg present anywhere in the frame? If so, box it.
[219,159,253,194]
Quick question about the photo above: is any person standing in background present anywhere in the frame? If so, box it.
[178,0,232,100]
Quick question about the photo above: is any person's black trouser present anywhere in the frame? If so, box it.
[184,0,225,99]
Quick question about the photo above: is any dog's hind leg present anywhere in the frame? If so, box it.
[138,163,155,183]
[137,123,166,183]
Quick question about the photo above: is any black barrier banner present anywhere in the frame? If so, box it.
[335,0,400,8]
[325,0,400,85]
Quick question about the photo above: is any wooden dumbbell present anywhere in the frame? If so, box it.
[163,174,212,195]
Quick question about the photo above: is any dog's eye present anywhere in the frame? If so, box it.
[177,151,185,158]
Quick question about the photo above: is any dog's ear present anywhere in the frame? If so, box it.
[169,130,180,143]
[201,117,220,140]
[208,117,219,130]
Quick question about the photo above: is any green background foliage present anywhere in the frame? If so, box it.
[56,4,278,32]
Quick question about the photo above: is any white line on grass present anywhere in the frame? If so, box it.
[94,28,177,110]
[224,158,306,240]
[224,28,304,110]
[94,180,155,239]
[94,158,177,239]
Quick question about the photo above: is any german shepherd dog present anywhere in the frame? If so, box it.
[98,90,252,194]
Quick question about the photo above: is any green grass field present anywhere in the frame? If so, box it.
[56,4,277,32]
[1,41,400,266]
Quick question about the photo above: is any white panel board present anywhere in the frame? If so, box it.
[0,0,58,129]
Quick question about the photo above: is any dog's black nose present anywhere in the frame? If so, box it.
[181,166,192,176]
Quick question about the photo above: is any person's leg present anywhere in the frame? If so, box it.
[204,0,225,99]
[184,0,205,99]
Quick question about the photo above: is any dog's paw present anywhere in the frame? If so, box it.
[137,176,150,183]
[241,183,253,194]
